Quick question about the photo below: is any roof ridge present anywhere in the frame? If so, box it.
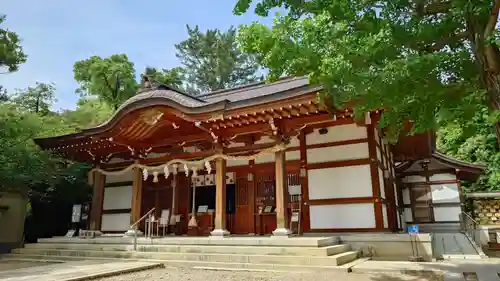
[198,76,305,99]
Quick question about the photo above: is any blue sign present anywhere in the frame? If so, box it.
[408,225,419,235]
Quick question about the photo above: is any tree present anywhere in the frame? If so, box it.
[175,25,262,94]
[0,86,7,102]
[143,66,184,89]
[0,15,27,73]
[73,54,138,110]
[437,106,500,190]
[233,0,500,142]
[10,82,56,115]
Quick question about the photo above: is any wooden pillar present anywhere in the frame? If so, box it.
[211,158,229,236]
[89,170,105,231]
[367,124,384,230]
[273,149,292,236]
[130,166,143,225]
[298,130,310,233]
[169,174,178,225]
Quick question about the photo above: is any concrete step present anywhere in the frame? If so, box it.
[1,253,355,273]
[24,243,348,256]
[11,248,358,266]
[37,236,339,247]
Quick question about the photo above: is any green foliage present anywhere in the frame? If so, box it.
[9,82,57,115]
[175,25,262,94]
[0,85,7,102]
[73,54,138,110]
[233,0,499,139]
[143,66,184,89]
[0,15,27,73]
[437,106,500,191]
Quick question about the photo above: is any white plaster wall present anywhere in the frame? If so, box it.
[403,175,426,183]
[308,165,373,199]
[376,147,382,164]
[429,173,456,182]
[106,170,133,183]
[383,204,388,228]
[394,183,399,206]
[309,203,376,229]
[228,159,249,167]
[255,153,274,164]
[286,150,300,161]
[404,208,413,222]
[101,213,131,232]
[306,124,367,145]
[434,206,461,222]
[307,143,369,164]
[103,186,132,210]
[374,126,380,144]
[431,183,460,203]
[378,167,385,199]
[402,188,411,205]
[255,136,274,144]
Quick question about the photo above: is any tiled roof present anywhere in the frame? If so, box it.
[199,76,309,103]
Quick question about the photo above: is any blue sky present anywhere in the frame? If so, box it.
[0,0,274,110]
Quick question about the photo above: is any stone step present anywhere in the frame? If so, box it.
[11,248,358,266]
[1,253,354,273]
[37,236,339,247]
[24,243,348,256]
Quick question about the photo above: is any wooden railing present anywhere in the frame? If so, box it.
[129,207,155,251]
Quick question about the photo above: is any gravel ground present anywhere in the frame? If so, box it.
[96,267,443,281]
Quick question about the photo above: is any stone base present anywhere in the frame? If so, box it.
[123,229,144,237]
[272,228,292,237]
[210,228,230,237]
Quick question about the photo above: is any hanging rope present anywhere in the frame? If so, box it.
[89,143,286,181]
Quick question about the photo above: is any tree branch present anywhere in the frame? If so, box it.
[414,1,452,16]
[484,0,500,74]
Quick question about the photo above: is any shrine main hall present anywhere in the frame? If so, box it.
[34,76,484,237]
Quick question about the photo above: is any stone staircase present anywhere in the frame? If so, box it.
[1,236,361,272]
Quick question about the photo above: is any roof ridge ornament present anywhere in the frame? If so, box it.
[141,74,153,90]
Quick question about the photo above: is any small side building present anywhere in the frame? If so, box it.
[0,189,28,252]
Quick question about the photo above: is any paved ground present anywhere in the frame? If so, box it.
[1,259,500,281]
[94,267,443,281]
[0,260,161,281]
[0,260,56,271]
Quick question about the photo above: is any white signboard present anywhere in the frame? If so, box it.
[71,204,82,223]
[288,185,302,195]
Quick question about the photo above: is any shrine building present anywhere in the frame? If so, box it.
[34,76,485,237]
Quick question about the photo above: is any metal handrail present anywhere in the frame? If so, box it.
[459,211,482,250]
[130,207,156,229]
[129,207,155,251]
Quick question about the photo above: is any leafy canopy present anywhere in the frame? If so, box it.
[9,82,57,115]
[73,54,185,109]
[175,25,262,94]
[233,0,499,138]
[0,15,27,73]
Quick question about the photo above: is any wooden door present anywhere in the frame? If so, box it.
[255,169,276,235]
[411,184,434,223]
[233,172,253,234]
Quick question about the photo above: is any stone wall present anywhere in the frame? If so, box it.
[472,198,500,225]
